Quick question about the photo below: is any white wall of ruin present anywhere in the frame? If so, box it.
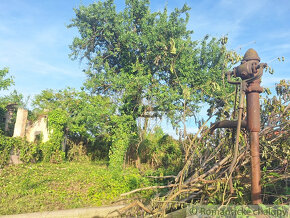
[25,115,49,143]
[13,108,28,138]
[11,108,49,143]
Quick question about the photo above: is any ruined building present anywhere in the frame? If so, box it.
[9,107,49,142]
[2,105,50,165]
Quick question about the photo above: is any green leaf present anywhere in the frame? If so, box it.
[170,38,176,54]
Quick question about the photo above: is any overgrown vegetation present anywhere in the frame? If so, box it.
[0,133,41,168]
[0,162,154,215]
[0,0,289,216]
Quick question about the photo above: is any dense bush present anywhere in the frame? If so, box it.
[0,131,41,168]
[66,140,90,162]
[137,127,183,174]
[0,107,5,131]
[259,80,289,204]
[86,134,111,161]
[39,109,67,162]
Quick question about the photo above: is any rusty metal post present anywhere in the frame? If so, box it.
[210,48,266,204]
[246,73,263,204]
[236,48,266,204]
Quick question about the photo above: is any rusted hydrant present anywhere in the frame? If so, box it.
[211,48,267,204]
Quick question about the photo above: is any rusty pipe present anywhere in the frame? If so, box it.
[250,132,261,204]
[216,49,265,204]
[238,49,264,204]
[247,87,262,204]
[210,120,247,134]
[228,81,246,194]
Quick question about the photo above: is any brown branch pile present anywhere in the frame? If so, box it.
[119,81,289,216]
[121,119,288,216]
[118,126,252,216]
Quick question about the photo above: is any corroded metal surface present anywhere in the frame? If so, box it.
[210,120,247,134]
[236,49,266,204]
[247,92,261,132]
[211,48,267,204]
[250,131,261,204]
[242,48,261,61]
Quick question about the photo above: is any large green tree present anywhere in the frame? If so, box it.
[68,0,242,169]
[68,0,238,126]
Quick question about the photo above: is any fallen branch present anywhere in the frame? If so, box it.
[120,184,178,197]
[108,200,153,216]
[184,154,231,185]
[118,200,152,214]
[146,175,177,179]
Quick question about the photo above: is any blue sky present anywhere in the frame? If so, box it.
[0,0,289,135]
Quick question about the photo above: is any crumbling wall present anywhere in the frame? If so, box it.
[4,103,17,133]
[25,115,49,143]
[13,108,28,138]
[3,107,50,165]
[10,107,28,165]
[11,108,49,143]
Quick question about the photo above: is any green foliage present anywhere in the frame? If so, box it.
[0,131,41,168]
[33,88,147,168]
[158,135,183,170]
[0,162,154,215]
[0,90,26,135]
[259,80,289,204]
[0,90,24,109]
[0,107,5,132]
[0,67,14,92]
[0,68,18,133]
[87,133,112,161]
[108,115,135,170]
[40,109,67,162]
[33,88,116,159]
[68,0,236,126]
[66,140,90,162]
[87,167,153,205]
[66,0,242,176]
[138,127,183,173]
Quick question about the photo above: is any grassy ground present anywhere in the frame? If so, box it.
[0,161,154,215]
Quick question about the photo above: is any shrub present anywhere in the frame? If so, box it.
[138,128,183,174]
[66,139,90,162]
[0,131,41,168]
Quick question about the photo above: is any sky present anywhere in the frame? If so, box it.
[0,0,289,136]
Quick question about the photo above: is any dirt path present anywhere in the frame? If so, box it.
[0,205,126,218]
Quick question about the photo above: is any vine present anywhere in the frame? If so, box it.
[41,109,67,162]
[109,115,135,170]
[0,130,41,168]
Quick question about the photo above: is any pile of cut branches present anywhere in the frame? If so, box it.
[121,127,251,216]
[119,80,289,217]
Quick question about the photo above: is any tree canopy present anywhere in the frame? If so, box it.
[68,0,238,126]
[33,88,115,142]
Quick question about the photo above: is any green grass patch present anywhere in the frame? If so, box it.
[0,162,155,215]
